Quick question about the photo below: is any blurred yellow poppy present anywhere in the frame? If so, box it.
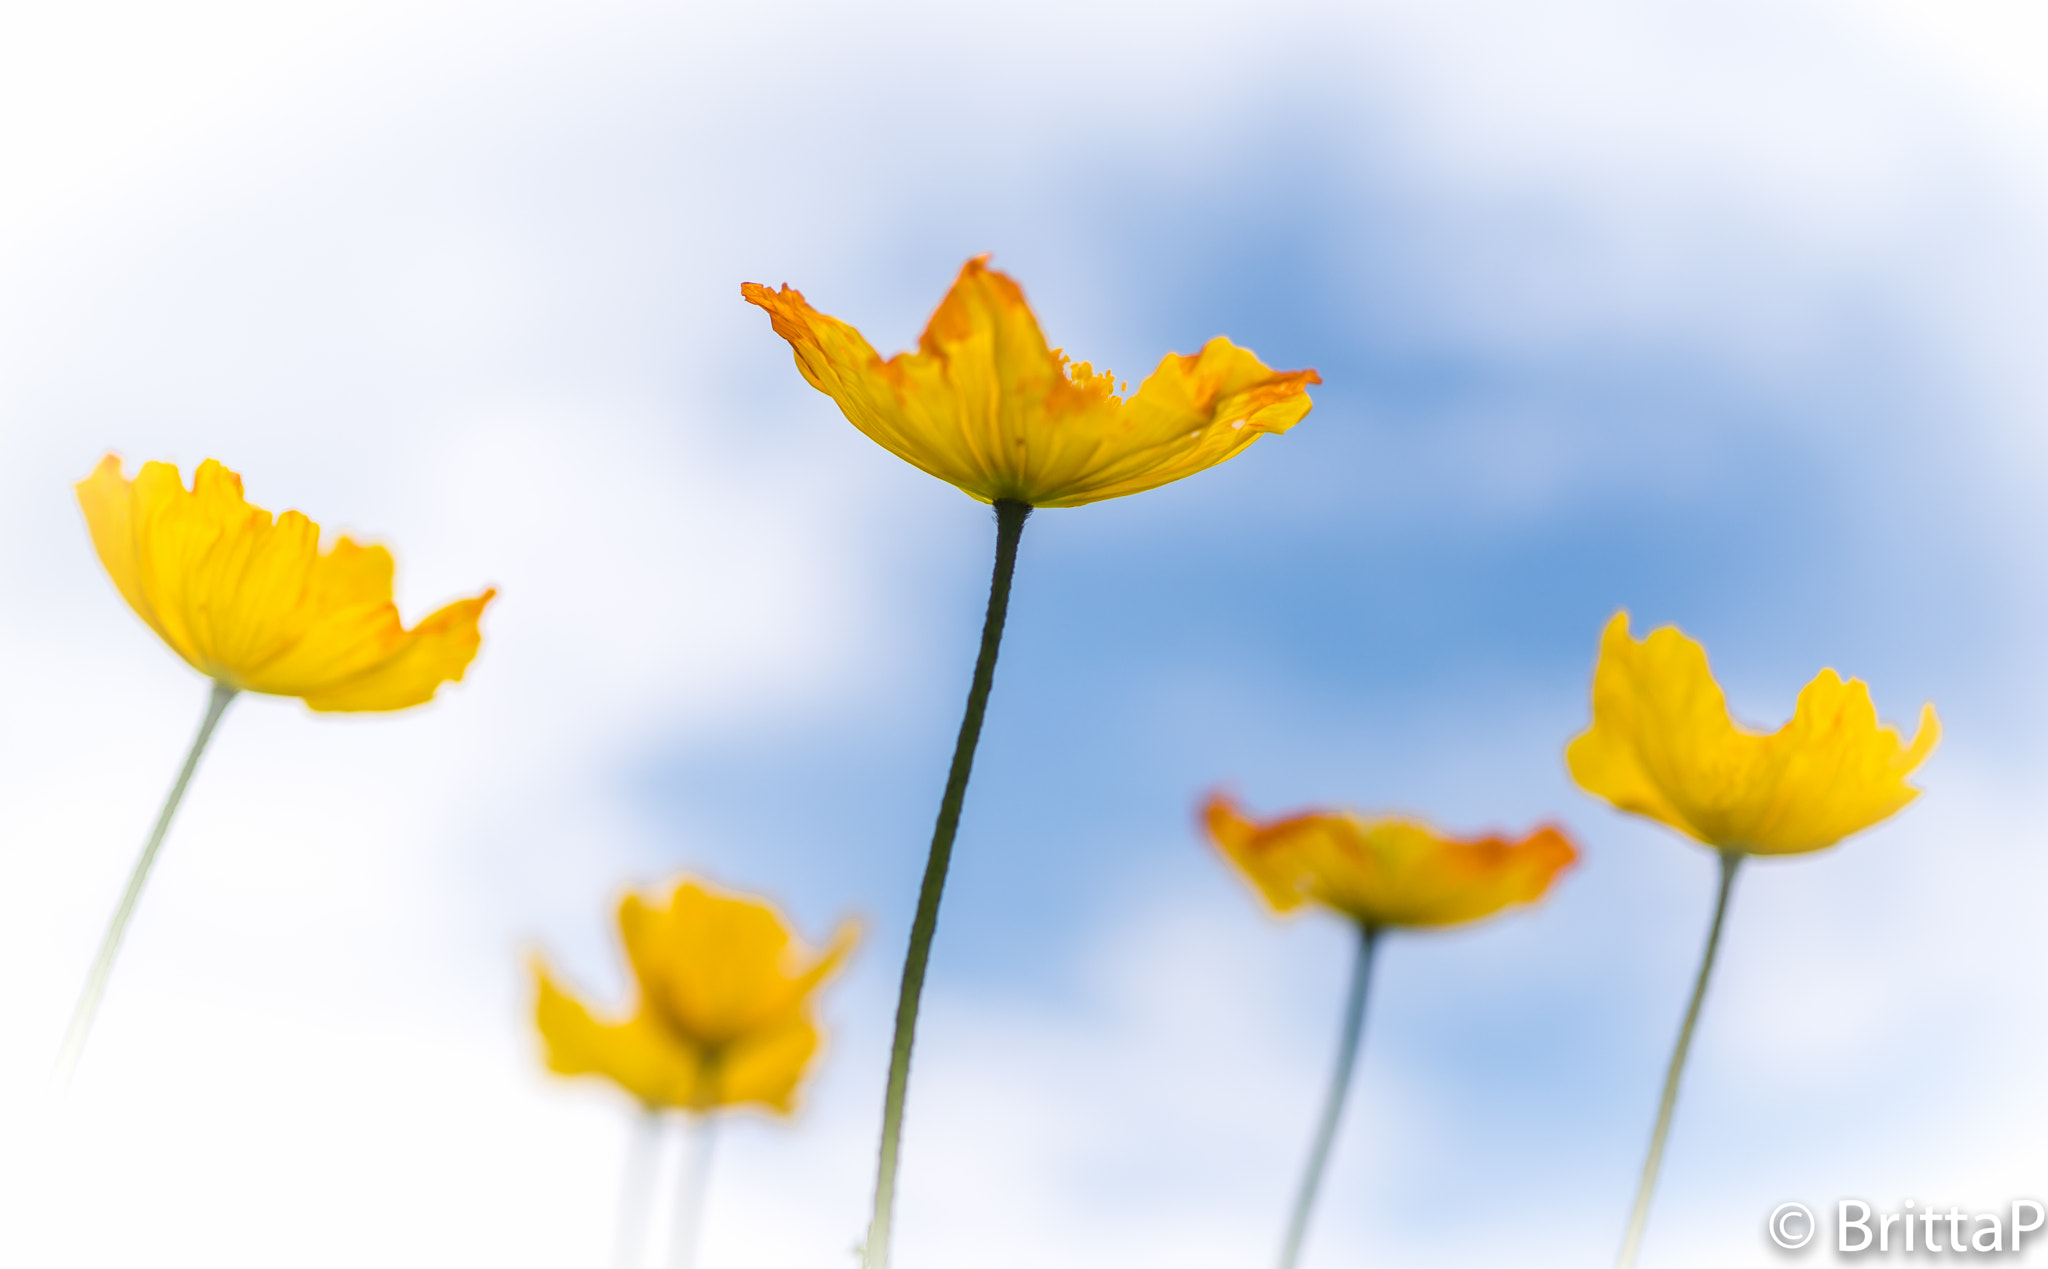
[1566,612,1940,855]
[742,256,1319,508]
[77,455,494,712]
[534,879,859,1114]
[1204,792,1577,928]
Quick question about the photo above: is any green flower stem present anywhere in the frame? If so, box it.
[672,1113,717,1269]
[56,679,238,1081]
[1616,848,1744,1269]
[1278,921,1381,1269]
[863,498,1031,1269]
[614,1110,662,1269]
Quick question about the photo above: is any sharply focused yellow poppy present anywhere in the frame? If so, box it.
[534,879,859,1114]
[1204,792,1578,928]
[1566,612,1940,855]
[77,455,495,711]
[742,256,1320,508]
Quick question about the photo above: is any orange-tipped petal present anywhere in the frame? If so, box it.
[1205,793,1577,928]
[1204,792,1313,914]
[296,590,496,712]
[743,257,1317,508]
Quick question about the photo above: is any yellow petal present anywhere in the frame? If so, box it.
[75,455,494,711]
[1565,612,1940,854]
[533,958,705,1110]
[1204,793,1312,914]
[616,878,857,1059]
[77,455,160,644]
[742,257,1318,508]
[709,1016,823,1115]
[1080,338,1319,504]
[295,589,497,712]
[1204,792,1577,928]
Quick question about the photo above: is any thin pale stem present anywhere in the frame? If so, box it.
[670,1113,717,1269]
[56,679,238,1081]
[1277,922,1380,1269]
[862,499,1031,1269]
[1615,849,1744,1269]
[614,1110,662,1269]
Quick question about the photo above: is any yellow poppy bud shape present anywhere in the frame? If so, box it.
[76,455,495,712]
[1566,612,1941,855]
[533,879,859,1115]
[1204,793,1578,928]
[742,256,1320,508]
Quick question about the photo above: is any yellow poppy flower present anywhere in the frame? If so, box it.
[741,256,1320,508]
[533,879,859,1114]
[1204,792,1578,928]
[77,455,494,711]
[1566,612,1940,855]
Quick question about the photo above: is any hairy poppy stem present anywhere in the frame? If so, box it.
[1616,849,1743,1269]
[671,1114,717,1269]
[1278,921,1380,1269]
[56,679,238,1082]
[863,499,1031,1269]
[614,1110,662,1269]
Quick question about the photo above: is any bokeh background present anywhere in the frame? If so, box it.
[4,1,2048,1265]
